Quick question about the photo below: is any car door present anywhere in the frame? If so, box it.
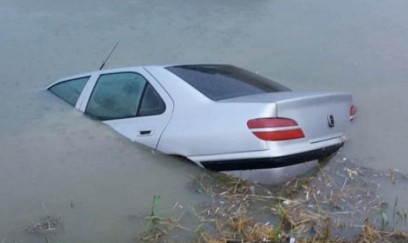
[79,68,173,150]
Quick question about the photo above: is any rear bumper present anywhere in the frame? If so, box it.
[200,143,343,171]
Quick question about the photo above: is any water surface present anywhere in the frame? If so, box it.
[1,0,408,241]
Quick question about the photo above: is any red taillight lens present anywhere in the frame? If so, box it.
[247,118,305,141]
[350,105,357,120]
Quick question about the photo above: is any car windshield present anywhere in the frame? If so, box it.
[166,65,290,101]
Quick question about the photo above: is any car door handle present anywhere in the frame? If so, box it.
[139,130,152,136]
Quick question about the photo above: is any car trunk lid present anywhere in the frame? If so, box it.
[222,91,352,143]
[274,92,352,142]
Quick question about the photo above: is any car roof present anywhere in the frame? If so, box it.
[46,64,216,105]
[46,64,226,89]
[47,64,291,103]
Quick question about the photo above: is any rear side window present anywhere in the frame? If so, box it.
[48,76,89,106]
[166,65,290,101]
[138,83,166,116]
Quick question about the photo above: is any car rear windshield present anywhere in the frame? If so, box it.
[166,65,290,101]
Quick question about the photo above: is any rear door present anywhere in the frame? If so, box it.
[79,68,173,149]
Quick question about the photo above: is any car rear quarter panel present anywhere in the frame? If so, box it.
[144,66,282,157]
[156,102,277,157]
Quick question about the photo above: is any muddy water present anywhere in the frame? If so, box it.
[1,0,408,241]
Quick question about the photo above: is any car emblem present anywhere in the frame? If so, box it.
[327,115,335,128]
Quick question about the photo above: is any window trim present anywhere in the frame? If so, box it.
[85,72,166,121]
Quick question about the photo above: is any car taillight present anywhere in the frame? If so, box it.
[247,118,305,141]
[350,105,357,120]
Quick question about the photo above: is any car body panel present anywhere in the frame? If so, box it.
[189,135,345,163]
[273,92,351,141]
[97,68,174,149]
[47,64,354,171]
[199,143,343,171]
[156,102,277,157]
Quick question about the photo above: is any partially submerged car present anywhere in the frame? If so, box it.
[47,64,356,171]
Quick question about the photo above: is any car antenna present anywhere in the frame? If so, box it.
[99,42,119,70]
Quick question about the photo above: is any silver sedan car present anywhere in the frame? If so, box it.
[47,64,355,171]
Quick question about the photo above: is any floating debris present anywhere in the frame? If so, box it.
[25,216,62,234]
[138,157,408,242]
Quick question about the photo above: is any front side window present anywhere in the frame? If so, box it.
[48,76,89,106]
